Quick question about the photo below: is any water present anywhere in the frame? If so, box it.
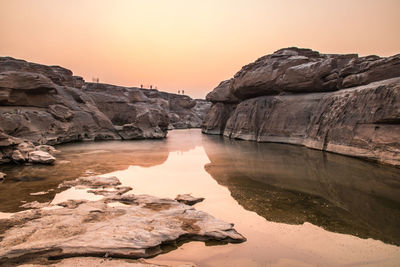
[0,129,399,266]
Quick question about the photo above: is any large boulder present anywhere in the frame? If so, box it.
[206,47,400,101]
[230,48,357,99]
[206,79,240,103]
[27,150,56,164]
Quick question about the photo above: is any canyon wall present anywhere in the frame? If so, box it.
[202,48,400,166]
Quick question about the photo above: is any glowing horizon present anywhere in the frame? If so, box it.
[1,0,399,98]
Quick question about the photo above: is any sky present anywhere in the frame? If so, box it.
[1,0,399,98]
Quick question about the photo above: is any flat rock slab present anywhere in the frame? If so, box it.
[59,175,121,189]
[175,194,205,205]
[0,176,245,265]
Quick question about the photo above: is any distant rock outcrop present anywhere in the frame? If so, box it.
[202,48,400,166]
[0,57,210,165]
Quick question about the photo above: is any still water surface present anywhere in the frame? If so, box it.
[0,129,400,266]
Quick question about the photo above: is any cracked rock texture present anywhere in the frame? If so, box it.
[202,47,400,166]
[175,194,205,206]
[0,176,245,265]
[0,57,210,165]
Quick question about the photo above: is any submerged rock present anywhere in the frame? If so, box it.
[0,176,245,265]
[175,194,205,205]
[202,48,400,166]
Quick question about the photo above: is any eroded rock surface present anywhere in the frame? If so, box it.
[0,135,58,165]
[202,48,400,166]
[0,176,245,265]
[175,194,205,205]
[0,57,210,165]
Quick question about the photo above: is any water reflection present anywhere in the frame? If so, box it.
[1,129,399,266]
[0,130,201,213]
[202,134,400,246]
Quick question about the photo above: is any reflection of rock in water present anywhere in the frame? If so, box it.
[0,130,203,213]
[202,134,400,245]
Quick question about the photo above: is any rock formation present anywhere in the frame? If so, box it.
[202,47,400,166]
[0,176,245,265]
[0,57,210,165]
[175,194,205,205]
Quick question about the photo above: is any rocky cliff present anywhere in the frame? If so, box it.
[202,47,400,166]
[0,57,210,165]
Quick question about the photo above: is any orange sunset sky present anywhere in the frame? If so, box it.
[1,0,399,98]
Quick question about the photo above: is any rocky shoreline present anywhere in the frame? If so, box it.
[0,57,210,165]
[0,175,245,266]
[202,47,400,166]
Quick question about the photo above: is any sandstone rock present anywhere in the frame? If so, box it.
[0,57,210,165]
[0,195,245,263]
[0,71,56,92]
[229,48,355,99]
[48,104,74,122]
[202,103,237,135]
[205,47,399,101]
[0,176,245,264]
[87,186,133,197]
[202,48,400,166]
[340,54,400,88]
[11,149,25,162]
[0,131,22,147]
[213,78,400,166]
[60,176,122,189]
[206,79,240,103]
[35,144,60,155]
[175,194,205,205]
[20,200,50,209]
[83,83,176,138]
[0,57,78,87]
[27,150,56,164]
[17,142,36,158]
